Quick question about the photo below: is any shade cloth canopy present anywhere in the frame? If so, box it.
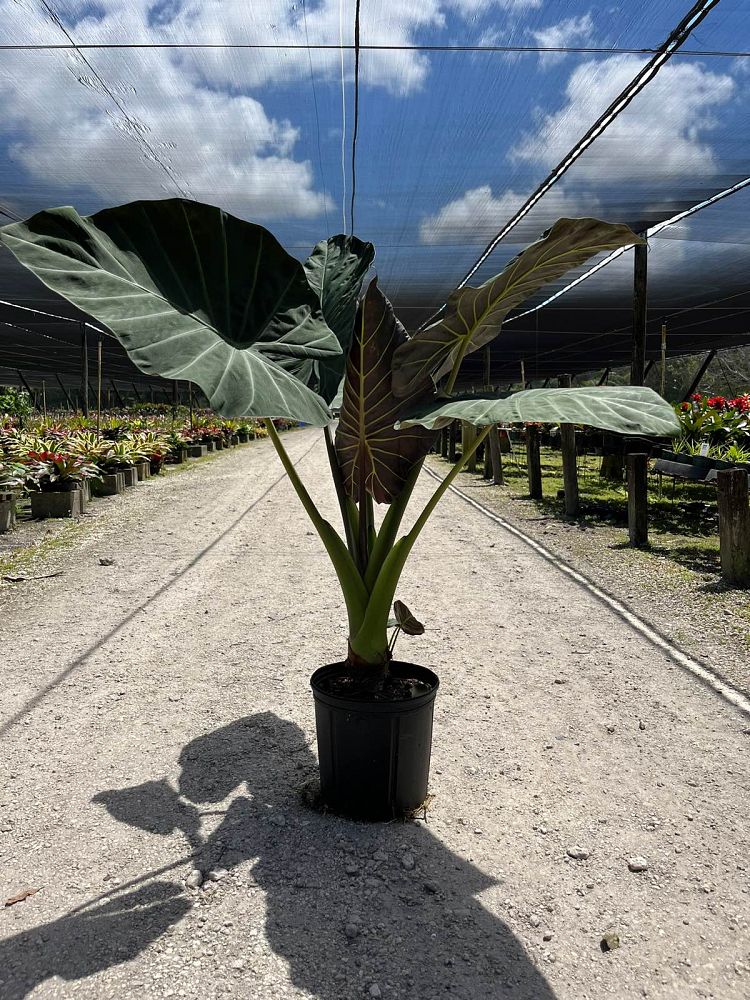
[0,0,748,389]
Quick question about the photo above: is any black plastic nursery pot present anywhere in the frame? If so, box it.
[311,661,439,821]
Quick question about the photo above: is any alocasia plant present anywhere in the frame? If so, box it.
[0,199,680,672]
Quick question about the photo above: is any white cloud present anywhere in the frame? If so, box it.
[419,185,594,244]
[0,0,562,219]
[446,0,541,13]
[0,0,333,218]
[531,14,594,68]
[512,56,735,183]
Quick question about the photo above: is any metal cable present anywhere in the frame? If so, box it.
[36,0,192,200]
[350,0,362,234]
[416,0,724,331]
[506,174,750,325]
[302,0,330,235]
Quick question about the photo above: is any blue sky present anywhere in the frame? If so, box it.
[0,0,748,318]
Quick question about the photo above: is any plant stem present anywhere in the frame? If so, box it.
[406,424,491,543]
[264,420,368,633]
[364,459,422,591]
[323,424,359,564]
[349,425,491,665]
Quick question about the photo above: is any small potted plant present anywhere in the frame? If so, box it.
[1,200,680,819]
[166,430,190,465]
[26,450,100,518]
[135,430,169,475]
[100,440,139,488]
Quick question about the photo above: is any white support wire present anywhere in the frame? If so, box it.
[0,298,107,335]
[338,0,348,234]
[506,174,750,326]
[416,0,723,331]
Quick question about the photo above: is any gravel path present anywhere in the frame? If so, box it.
[425,456,750,700]
[1,428,748,1000]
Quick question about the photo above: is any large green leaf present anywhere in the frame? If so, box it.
[335,278,435,504]
[304,235,375,403]
[0,199,338,425]
[392,218,644,398]
[397,386,681,437]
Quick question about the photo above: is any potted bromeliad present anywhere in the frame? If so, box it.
[1,200,679,818]
[27,450,100,518]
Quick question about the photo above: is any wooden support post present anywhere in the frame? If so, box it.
[520,359,526,389]
[80,322,89,417]
[489,425,504,485]
[440,427,448,458]
[558,373,579,516]
[660,321,668,397]
[55,373,74,410]
[448,421,458,462]
[131,382,143,402]
[483,430,493,479]
[526,425,542,499]
[96,336,102,435]
[682,350,716,402]
[462,422,477,472]
[630,242,647,386]
[542,377,550,388]
[597,368,610,386]
[627,453,649,547]
[717,469,750,587]
[643,358,655,381]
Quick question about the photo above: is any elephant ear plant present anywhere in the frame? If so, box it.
[1,201,680,818]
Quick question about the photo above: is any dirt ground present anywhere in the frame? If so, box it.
[424,451,750,701]
[1,427,748,1000]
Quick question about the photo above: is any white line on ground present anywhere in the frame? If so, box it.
[423,465,750,720]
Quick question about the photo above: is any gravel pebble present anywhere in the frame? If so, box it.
[185,869,203,889]
[566,846,590,861]
[628,856,649,873]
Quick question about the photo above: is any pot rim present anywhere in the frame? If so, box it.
[311,660,439,714]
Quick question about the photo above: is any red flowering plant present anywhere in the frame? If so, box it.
[675,393,750,451]
[26,450,101,492]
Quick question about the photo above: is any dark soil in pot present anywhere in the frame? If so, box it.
[310,660,439,822]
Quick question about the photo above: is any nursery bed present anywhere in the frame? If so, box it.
[1,427,748,1000]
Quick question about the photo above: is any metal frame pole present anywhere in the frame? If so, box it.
[630,243,648,386]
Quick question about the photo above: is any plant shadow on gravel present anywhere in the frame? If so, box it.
[1,713,556,999]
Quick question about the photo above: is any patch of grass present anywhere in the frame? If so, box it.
[0,517,87,581]
[456,444,723,577]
